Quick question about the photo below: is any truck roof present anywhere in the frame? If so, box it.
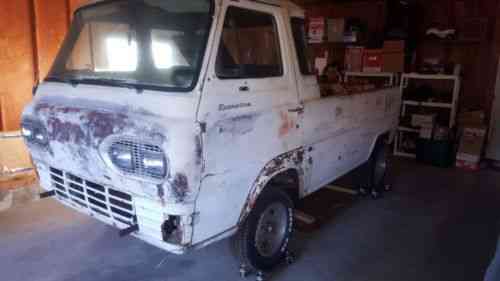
[76,0,304,16]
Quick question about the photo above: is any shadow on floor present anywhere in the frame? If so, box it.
[1,158,500,281]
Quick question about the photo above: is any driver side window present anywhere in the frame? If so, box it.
[215,6,283,79]
[290,17,314,75]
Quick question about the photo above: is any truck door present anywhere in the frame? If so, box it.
[289,17,363,194]
[193,1,303,244]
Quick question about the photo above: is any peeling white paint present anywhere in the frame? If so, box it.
[22,0,402,255]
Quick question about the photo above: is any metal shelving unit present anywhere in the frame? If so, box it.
[394,73,461,158]
[344,71,398,87]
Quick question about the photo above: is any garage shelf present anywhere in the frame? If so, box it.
[397,126,419,133]
[344,71,398,87]
[394,73,461,158]
[402,100,453,109]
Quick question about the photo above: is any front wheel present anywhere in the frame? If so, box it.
[234,188,294,272]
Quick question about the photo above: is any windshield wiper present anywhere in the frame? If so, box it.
[46,76,144,94]
[45,76,82,87]
[80,78,143,92]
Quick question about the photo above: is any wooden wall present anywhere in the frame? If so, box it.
[414,0,500,114]
[0,0,89,132]
[0,0,37,132]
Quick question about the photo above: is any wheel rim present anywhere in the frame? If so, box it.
[374,145,387,186]
[255,202,289,257]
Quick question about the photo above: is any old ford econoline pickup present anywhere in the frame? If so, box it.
[21,0,401,274]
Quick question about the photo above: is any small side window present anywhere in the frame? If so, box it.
[215,6,283,79]
[291,17,314,75]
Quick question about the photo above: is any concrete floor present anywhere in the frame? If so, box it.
[2,159,500,281]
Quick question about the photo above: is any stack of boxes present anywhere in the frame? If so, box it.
[382,40,405,73]
[456,111,487,171]
[309,17,406,74]
[345,40,405,73]
[412,114,437,140]
[412,113,454,168]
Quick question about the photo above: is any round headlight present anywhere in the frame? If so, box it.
[106,139,167,180]
[21,120,48,146]
[110,146,134,172]
[141,151,166,178]
[21,127,33,138]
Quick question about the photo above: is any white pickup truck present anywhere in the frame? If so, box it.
[22,0,401,273]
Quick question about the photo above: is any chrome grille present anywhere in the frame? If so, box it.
[49,167,135,226]
[110,139,164,179]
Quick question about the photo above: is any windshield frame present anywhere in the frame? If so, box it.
[46,0,215,93]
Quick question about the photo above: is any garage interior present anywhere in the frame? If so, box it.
[2,0,500,281]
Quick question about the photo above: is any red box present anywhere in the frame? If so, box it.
[363,49,383,72]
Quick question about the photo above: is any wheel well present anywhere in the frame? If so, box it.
[267,169,300,204]
[369,132,391,158]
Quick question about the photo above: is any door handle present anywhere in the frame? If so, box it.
[288,106,304,114]
[239,86,249,92]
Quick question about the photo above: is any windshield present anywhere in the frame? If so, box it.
[48,0,213,91]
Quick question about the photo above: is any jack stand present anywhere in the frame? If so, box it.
[358,187,369,197]
[256,271,266,281]
[371,190,381,199]
[285,250,295,265]
[239,264,250,278]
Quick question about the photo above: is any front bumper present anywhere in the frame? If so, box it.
[36,162,194,255]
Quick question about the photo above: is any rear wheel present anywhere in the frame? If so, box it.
[370,138,389,198]
[234,188,293,272]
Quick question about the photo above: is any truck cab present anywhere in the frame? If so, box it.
[22,0,401,272]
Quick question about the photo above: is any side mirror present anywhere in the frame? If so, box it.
[32,83,39,97]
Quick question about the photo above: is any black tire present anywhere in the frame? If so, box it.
[369,137,389,191]
[234,188,294,272]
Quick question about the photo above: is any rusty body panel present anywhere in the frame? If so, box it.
[22,0,401,256]
[240,148,305,222]
[26,89,200,202]
[23,82,203,253]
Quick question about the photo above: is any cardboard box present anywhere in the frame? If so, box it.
[411,114,436,128]
[419,127,434,139]
[383,40,405,53]
[456,126,487,164]
[343,31,360,43]
[345,47,364,72]
[308,17,325,43]
[382,52,405,73]
[327,18,345,42]
[455,159,480,171]
[458,110,485,127]
[363,49,383,72]
[381,40,405,72]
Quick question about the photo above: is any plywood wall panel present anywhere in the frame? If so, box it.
[0,0,82,131]
[69,0,91,15]
[33,0,70,80]
[0,0,36,131]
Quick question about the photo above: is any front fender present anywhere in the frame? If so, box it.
[238,148,305,224]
